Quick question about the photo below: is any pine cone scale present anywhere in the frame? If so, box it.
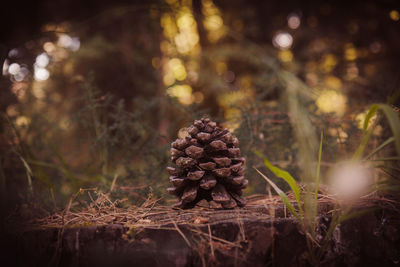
[232,176,245,185]
[209,140,227,150]
[199,162,216,170]
[211,184,231,202]
[196,132,211,142]
[187,170,205,180]
[200,175,217,189]
[176,157,197,168]
[213,168,231,177]
[213,157,231,167]
[182,184,198,203]
[222,198,237,209]
[185,145,204,159]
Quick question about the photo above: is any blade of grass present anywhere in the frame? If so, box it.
[353,130,373,161]
[338,207,377,224]
[18,155,34,196]
[379,104,400,157]
[254,167,300,220]
[364,137,395,160]
[254,150,302,206]
[314,132,323,202]
[363,104,380,130]
[353,104,380,160]
[368,157,400,162]
[354,104,400,160]
[377,184,400,192]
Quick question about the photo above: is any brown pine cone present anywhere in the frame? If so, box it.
[167,117,247,209]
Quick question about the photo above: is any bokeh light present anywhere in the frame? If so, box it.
[34,66,50,81]
[344,43,357,61]
[273,32,293,50]
[320,54,338,72]
[324,75,342,90]
[168,58,187,81]
[35,53,50,68]
[328,162,373,202]
[8,63,21,75]
[215,61,227,75]
[278,50,293,62]
[287,13,301,29]
[58,34,72,47]
[369,41,381,53]
[166,84,193,105]
[58,34,80,51]
[14,66,29,82]
[202,0,226,43]
[316,89,347,116]
[8,48,19,58]
[345,63,359,80]
[389,10,399,21]
[223,71,235,83]
[43,42,56,53]
[15,116,30,127]
[6,105,19,117]
[174,11,199,54]
[204,15,223,31]
[32,83,46,99]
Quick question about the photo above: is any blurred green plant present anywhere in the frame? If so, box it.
[2,68,219,210]
[254,99,400,264]
[356,103,400,194]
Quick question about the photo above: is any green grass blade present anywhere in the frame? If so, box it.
[338,207,377,224]
[376,165,400,175]
[353,103,400,160]
[353,105,378,160]
[314,132,323,202]
[18,155,33,195]
[363,104,379,130]
[378,104,400,157]
[364,137,395,160]
[254,167,300,220]
[254,150,302,208]
[368,157,400,162]
[353,130,372,160]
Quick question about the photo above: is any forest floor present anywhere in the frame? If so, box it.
[3,193,400,267]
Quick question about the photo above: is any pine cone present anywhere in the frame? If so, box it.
[167,118,247,209]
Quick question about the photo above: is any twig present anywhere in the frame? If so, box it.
[120,184,152,190]
[169,214,191,248]
[110,174,118,192]
[208,224,215,258]
[189,228,241,248]
[50,188,57,211]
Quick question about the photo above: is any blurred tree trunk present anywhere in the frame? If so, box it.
[192,0,208,48]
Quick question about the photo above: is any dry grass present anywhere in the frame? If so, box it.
[9,188,397,231]
[23,191,284,229]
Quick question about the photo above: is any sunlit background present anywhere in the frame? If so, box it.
[0,0,399,211]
